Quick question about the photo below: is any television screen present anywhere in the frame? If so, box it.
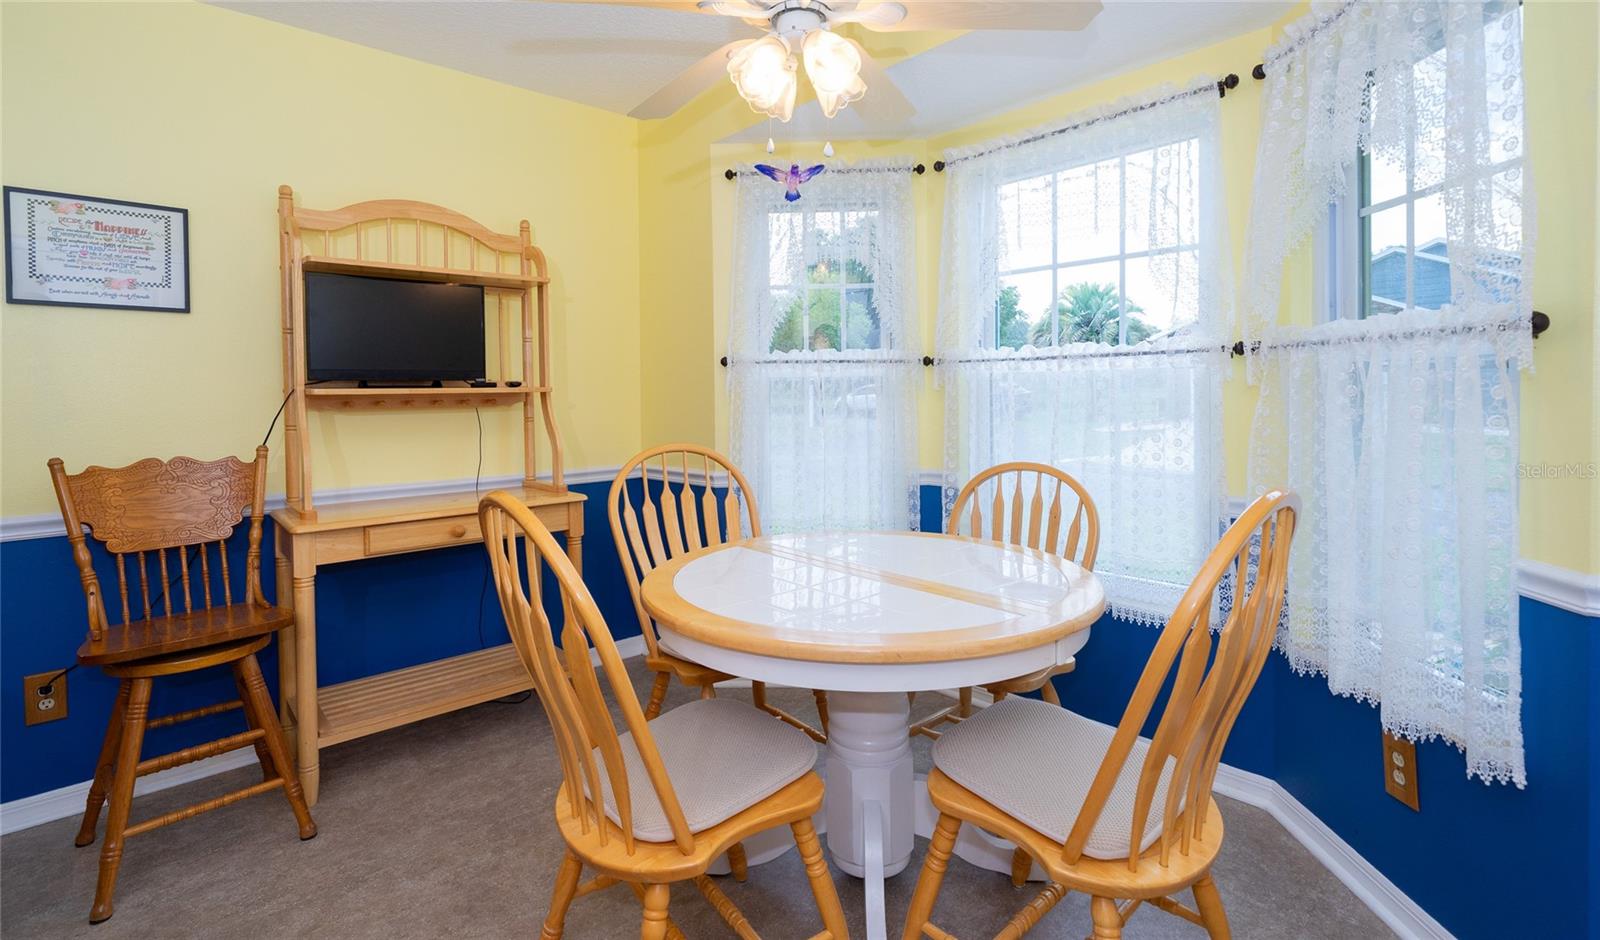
[305,273,485,382]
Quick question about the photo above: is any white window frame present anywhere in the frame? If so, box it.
[991,135,1203,348]
[1316,7,1526,324]
[766,207,882,354]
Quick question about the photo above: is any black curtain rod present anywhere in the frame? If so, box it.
[933,74,1239,173]
[717,312,1549,367]
[725,164,924,181]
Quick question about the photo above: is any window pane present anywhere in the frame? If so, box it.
[1057,158,1120,262]
[805,288,841,350]
[1053,261,1122,345]
[1125,251,1197,339]
[1127,141,1199,252]
[768,213,803,286]
[999,269,1053,347]
[998,173,1053,271]
[1367,146,1407,208]
[1413,46,1448,192]
[1366,204,1408,315]
[843,211,877,283]
[1412,192,1449,309]
[842,287,880,350]
[810,212,842,284]
[769,290,805,352]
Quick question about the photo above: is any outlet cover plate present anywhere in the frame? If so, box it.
[1382,732,1419,811]
[23,671,69,726]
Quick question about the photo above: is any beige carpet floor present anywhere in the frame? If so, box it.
[1,659,1394,939]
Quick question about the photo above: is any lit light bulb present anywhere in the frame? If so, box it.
[727,35,798,122]
[802,29,866,119]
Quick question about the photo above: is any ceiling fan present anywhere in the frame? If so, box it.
[553,1,1104,122]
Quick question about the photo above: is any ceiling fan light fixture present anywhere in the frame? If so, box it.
[727,34,798,122]
[801,29,866,119]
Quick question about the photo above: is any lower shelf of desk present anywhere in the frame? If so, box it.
[296,644,531,748]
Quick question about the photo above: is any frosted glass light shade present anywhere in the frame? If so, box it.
[802,29,866,119]
[728,35,798,122]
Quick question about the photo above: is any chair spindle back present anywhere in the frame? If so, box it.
[947,462,1100,570]
[49,447,273,640]
[1062,489,1298,870]
[481,491,696,856]
[608,444,761,661]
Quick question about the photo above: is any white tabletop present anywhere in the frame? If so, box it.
[641,531,1105,690]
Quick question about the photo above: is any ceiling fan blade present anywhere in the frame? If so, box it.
[629,39,751,119]
[844,37,915,124]
[871,0,1102,32]
[696,0,769,16]
[827,1,906,29]
[540,0,709,12]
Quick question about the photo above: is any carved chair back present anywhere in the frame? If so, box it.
[1063,489,1298,870]
[480,492,696,855]
[947,461,1100,570]
[48,447,272,640]
[607,444,761,661]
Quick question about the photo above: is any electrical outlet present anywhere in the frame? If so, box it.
[1382,732,1419,811]
[23,671,69,726]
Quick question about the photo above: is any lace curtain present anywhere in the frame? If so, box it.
[727,160,920,533]
[1243,0,1533,784]
[936,80,1230,626]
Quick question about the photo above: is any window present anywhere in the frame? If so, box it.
[1320,5,1525,322]
[767,209,880,352]
[993,138,1202,348]
[728,164,919,533]
[936,85,1227,627]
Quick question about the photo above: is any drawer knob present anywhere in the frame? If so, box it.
[449,525,468,538]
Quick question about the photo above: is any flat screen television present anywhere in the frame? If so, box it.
[304,273,485,382]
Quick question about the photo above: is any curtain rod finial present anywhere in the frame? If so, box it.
[933,160,946,172]
[1252,63,1266,81]
[724,169,736,181]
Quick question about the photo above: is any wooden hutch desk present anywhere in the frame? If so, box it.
[272,187,578,805]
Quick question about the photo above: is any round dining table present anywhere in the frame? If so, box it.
[640,530,1106,940]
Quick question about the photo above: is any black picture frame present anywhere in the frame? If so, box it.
[4,185,191,313]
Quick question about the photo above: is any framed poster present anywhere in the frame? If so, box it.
[4,186,190,312]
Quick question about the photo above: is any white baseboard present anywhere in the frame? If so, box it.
[0,749,261,837]
[1212,764,1454,940]
[1,636,650,837]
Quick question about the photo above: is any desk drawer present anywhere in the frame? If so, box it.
[365,516,481,556]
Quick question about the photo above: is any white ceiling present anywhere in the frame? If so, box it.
[216,1,1290,140]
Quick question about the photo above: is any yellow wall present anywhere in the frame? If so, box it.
[0,1,642,516]
[3,2,1593,571]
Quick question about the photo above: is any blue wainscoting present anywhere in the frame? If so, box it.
[2,480,1595,939]
[0,478,639,804]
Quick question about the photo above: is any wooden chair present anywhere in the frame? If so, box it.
[479,492,850,940]
[48,448,315,924]
[913,462,1100,740]
[901,489,1299,940]
[608,444,829,740]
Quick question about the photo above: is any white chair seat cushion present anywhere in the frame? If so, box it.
[931,696,1176,860]
[595,697,817,842]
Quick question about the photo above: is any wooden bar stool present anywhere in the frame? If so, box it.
[49,447,316,924]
